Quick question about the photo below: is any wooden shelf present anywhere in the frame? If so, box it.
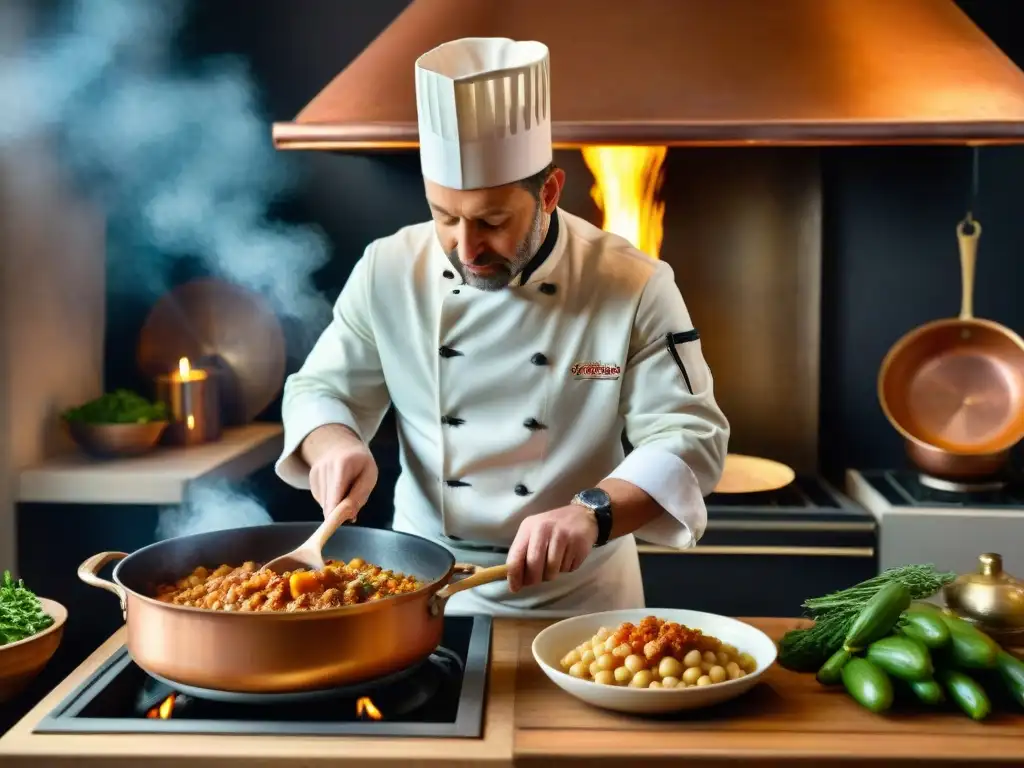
[16,423,284,505]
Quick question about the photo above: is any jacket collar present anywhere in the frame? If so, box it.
[511,207,563,287]
[431,207,569,290]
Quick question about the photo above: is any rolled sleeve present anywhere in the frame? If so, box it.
[274,243,391,489]
[276,398,364,489]
[607,444,707,548]
[605,260,730,549]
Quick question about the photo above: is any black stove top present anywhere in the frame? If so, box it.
[692,476,876,550]
[33,615,491,738]
[705,476,869,520]
[859,469,1024,509]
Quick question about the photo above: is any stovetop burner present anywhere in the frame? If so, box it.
[139,646,461,716]
[917,473,1010,494]
[859,469,1024,509]
[34,615,491,738]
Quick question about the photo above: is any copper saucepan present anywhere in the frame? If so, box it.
[879,217,1024,479]
[78,524,508,694]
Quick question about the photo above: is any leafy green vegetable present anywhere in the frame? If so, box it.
[63,389,168,425]
[777,564,955,672]
[0,571,54,646]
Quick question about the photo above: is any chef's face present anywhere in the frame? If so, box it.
[426,167,565,291]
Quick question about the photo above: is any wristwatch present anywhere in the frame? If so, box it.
[570,488,613,548]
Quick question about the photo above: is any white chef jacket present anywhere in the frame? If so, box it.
[275,208,730,617]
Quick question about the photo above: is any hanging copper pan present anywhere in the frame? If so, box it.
[878,217,1024,479]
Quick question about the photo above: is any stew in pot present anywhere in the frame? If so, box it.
[153,557,423,612]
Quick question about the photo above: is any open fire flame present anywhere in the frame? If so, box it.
[356,696,383,720]
[581,146,668,259]
[146,694,177,719]
[144,692,384,721]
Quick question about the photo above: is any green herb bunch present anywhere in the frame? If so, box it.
[63,389,168,425]
[0,570,55,646]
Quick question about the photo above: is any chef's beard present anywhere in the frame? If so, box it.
[446,202,545,291]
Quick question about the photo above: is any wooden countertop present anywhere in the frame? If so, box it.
[1,617,1022,767]
[513,617,1024,766]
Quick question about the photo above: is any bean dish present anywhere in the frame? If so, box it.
[152,557,424,612]
[560,615,758,688]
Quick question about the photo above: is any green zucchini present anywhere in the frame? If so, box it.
[995,651,1024,708]
[908,678,945,705]
[865,635,933,682]
[937,668,991,721]
[905,600,943,613]
[937,613,1000,669]
[843,581,912,652]
[816,648,852,686]
[841,657,894,714]
[898,609,950,649]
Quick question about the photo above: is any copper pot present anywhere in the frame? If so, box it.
[903,439,1011,482]
[879,217,1024,469]
[78,524,507,694]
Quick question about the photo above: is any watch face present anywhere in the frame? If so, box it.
[578,488,610,509]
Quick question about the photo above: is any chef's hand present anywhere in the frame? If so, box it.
[302,424,378,522]
[505,505,598,593]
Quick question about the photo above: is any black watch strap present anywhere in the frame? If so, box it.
[571,488,613,547]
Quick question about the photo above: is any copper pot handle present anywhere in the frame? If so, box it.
[956,217,981,321]
[429,563,509,616]
[78,551,129,617]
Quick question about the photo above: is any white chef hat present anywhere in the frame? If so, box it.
[415,37,552,191]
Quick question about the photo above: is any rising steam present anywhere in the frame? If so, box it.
[156,479,273,541]
[0,0,332,351]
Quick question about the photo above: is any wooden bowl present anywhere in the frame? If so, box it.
[66,421,168,459]
[0,597,68,704]
[532,609,777,715]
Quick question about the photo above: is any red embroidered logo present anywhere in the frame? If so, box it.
[570,361,621,380]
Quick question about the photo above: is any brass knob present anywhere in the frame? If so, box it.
[979,553,1002,578]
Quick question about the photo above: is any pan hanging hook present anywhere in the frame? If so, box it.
[962,145,981,234]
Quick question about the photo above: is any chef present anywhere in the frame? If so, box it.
[275,37,730,617]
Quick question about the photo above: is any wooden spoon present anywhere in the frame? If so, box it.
[261,499,356,574]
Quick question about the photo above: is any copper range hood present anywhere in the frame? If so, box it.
[272,0,1024,150]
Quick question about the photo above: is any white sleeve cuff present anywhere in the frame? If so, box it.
[605,444,708,549]
[274,397,363,490]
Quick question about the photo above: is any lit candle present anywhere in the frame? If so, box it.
[176,357,206,383]
[155,356,222,446]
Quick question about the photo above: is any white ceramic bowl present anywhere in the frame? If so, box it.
[531,608,777,714]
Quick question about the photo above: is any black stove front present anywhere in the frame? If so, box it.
[33,615,491,738]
